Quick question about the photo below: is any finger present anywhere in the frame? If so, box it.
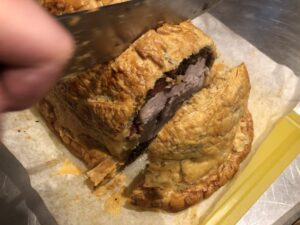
[0,63,63,111]
[0,0,74,112]
[0,0,74,67]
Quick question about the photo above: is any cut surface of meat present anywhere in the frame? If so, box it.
[130,64,253,212]
[127,51,210,162]
[138,57,208,143]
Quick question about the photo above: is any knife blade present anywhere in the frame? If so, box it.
[57,0,222,75]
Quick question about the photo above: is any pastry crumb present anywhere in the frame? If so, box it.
[93,174,126,198]
[93,186,107,198]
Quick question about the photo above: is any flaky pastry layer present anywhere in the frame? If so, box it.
[39,0,127,15]
[131,64,253,212]
[39,21,216,160]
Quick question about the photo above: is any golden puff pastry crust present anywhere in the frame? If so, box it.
[39,21,216,161]
[130,64,253,212]
[39,0,127,15]
[39,0,100,15]
[38,90,122,186]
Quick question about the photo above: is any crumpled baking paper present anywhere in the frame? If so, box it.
[2,13,300,225]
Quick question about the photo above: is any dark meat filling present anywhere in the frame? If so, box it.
[139,57,208,143]
[128,50,211,161]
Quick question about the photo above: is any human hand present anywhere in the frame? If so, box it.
[0,0,74,112]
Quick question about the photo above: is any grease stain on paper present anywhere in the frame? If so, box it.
[58,159,81,175]
[104,191,127,215]
[93,174,127,215]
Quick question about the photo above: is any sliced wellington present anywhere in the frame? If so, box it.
[131,64,253,212]
[38,21,217,186]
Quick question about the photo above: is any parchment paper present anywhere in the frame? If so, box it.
[2,14,300,225]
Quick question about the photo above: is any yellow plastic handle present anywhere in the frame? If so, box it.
[203,111,300,225]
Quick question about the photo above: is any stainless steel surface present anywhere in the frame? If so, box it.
[236,156,300,225]
[58,0,222,74]
[0,169,41,225]
[211,0,300,76]
[0,144,57,225]
[210,0,300,224]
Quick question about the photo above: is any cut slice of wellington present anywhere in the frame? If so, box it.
[38,18,216,186]
[131,64,253,212]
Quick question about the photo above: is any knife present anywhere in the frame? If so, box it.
[57,0,222,75]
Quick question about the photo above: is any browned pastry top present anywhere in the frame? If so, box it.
[54,21,216,159]
[39,0,127,15]
[131,64,253,211]
[38,1,253,213]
